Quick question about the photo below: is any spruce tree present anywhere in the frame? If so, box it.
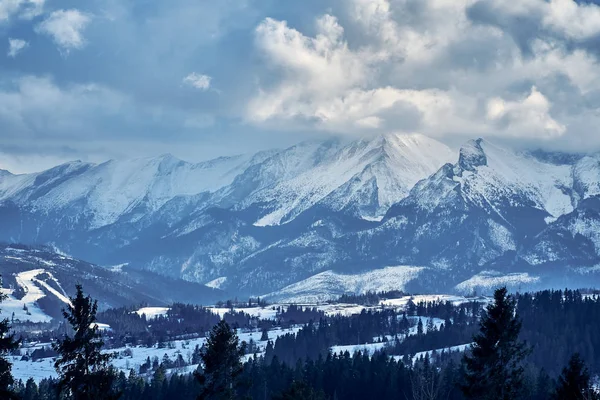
[196,320,245,400]
[461,287,529,400]
[554,353,598,400]
[273,380,326,400]
[53,284,118,400]
[0,277,20,400]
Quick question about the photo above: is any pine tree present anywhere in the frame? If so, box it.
[53,284,118,400]
[554,353,598,400]
[260,328,269,341]
[461,287,529,400]
[0,277,20,400]
[417,318,424,336]
[273,380,326,400]
[22,378,38,400]
[196,320,245,400]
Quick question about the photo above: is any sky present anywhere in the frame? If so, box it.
[2,0,600,173]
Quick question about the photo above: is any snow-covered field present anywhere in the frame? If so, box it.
[331,342,388,356]
[379,294,480,308]
[390,343,473,364]
[5,294,491,382]
[207,306,280,320]
[134,307,170,319]
[9,326,302,383]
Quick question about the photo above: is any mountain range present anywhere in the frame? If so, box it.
[1,133,600,301]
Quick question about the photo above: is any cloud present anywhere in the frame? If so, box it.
[246,6,477,134]
[4,0,600,168]
[7,37,28,57]
[468,0,600,42]
[36,9,91,53]
[486,86,566,138]
[243,0,600,149]
[247,15,373,130]
[182,73,212,90]
[0,0,44,22]
[0,75,126,137]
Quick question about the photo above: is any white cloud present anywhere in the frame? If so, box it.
[245,0,600,146]
[486,87,566,138]
[7,38,28,57]
[182,72,212,90]
[36,9,92,53]
[247,5,479,134]
[0,75,126,134]
[0,0,44,22]
[248,15,372,129]
[482,0,600,40]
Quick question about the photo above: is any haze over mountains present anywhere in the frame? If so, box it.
[1,133,600,301]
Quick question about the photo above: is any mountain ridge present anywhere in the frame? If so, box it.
[2,133,600,298]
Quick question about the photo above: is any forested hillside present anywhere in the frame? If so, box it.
[2,287,600,399]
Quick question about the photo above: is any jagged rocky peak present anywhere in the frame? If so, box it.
[458,138,487,172]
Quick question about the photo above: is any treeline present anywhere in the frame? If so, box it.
[337,290,406,305]
[6,287,599,400]
[15,302,328,352]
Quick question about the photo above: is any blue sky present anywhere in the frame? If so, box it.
[2,0,600,172]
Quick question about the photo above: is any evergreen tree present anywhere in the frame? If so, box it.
[260,328,269,341]
[417,318,424,336]
[461,287,529,400]
[554,353,598,400]
[196,320,245,400]
[22,377,39,400]
[53,284,118,400]
[273,380,326,400]
[0,277,20,400]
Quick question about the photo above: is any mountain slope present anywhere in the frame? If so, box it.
[2,135,600,298]
[248,133,454,225]
[0,244,224,321]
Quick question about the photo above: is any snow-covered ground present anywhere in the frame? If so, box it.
[0,269,70,323]
[9,326,302,383]
[331,342,388,356]
[206,306,280,320]
[379,294,488,308]
[134,307,170,319]
[455,271,540,294]
[264,266,426,303]
[408,343,473,364]
[6,293,492,382]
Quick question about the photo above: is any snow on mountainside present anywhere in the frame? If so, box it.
[0,244,225,321]
[573,154,600,200]
[411,138,573,219]
[368,138,591,271]
[251,133,454,225]
[2,134,600,297]
[0,154,254,228]
[264,266,425,303]
[1,268,71,323]
[454,270,541,295]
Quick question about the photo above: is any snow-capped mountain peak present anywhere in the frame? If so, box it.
[249,133,455,226]
[447,139,574,219]
[3,134,600,298]
[457,138,487,172]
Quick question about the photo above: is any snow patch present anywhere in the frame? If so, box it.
[455,271,540,294]
[264,266,425,303]
[205,277,227,290]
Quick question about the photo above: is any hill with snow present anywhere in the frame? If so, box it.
[0,244,224,322]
